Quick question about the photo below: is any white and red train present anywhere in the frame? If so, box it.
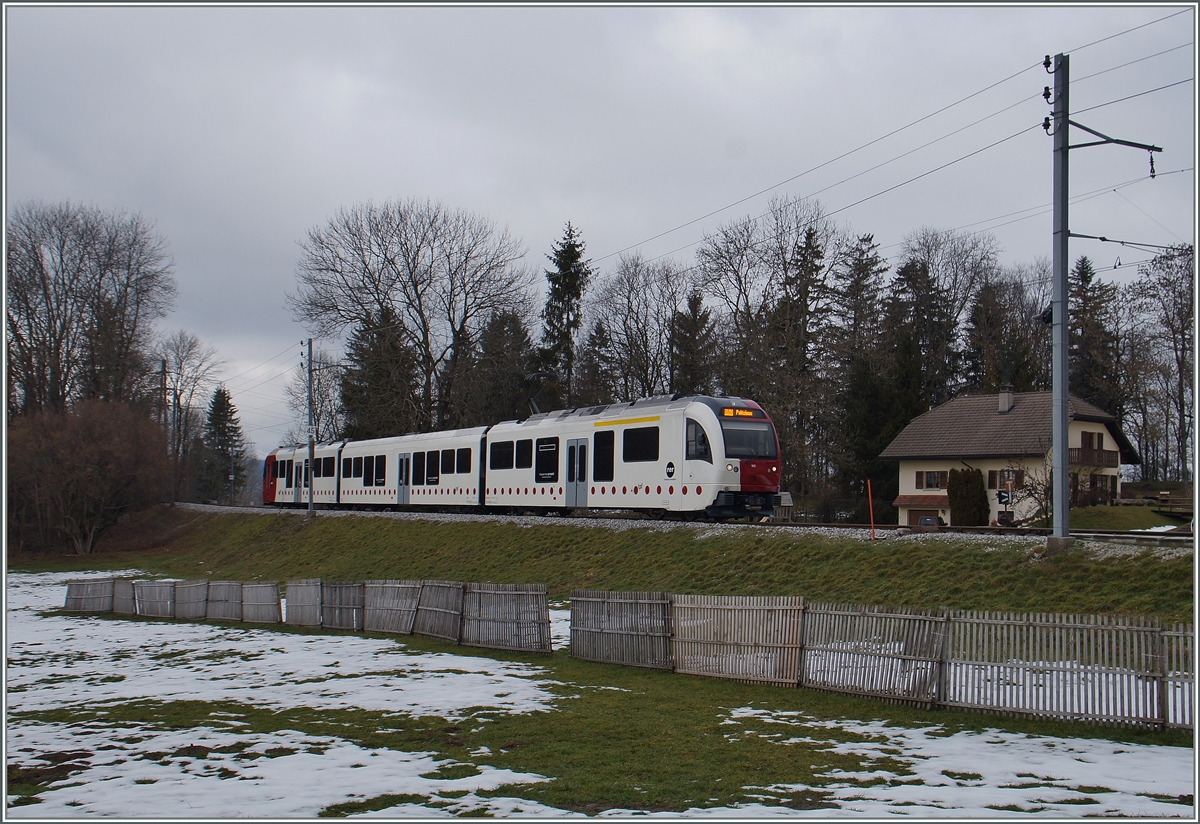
[263,394,781,519]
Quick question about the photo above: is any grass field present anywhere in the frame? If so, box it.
[7,505,1194,816]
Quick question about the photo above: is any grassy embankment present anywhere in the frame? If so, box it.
[10,504,1193,620]
[8,506,1194,815]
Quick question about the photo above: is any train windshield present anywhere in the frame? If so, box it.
[720,419,778,459]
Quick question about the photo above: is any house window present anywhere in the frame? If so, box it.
[1081,431,1106,450]
[916,471,948,490]
[988,469,1025,489]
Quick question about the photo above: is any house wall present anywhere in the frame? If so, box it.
[893,422,1123,526]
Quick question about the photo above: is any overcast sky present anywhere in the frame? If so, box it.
[5,4,1195,458]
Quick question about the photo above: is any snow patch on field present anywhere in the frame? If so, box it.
[6,571,1194,818]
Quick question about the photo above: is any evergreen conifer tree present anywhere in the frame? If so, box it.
[1068,255,1122,417]
[198,386,249,505]
[340,308,421,439]
[539,223,593,406]
[670,290,717,395]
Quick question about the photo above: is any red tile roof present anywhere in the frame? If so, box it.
[879,391,1140,464]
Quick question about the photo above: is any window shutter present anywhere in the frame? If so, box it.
[1016,470,1025,488]
[988,470,997,489]
[915,471,924,489]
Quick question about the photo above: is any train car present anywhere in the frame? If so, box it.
[263,395,781,519]
[483,394,780,518]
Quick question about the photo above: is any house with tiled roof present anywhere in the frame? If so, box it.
[879,388,1140,526]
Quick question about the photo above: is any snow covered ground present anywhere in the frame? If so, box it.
[5,571,1195,818]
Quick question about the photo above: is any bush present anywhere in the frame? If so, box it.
[947,467,989,526]
[7,401,170,554]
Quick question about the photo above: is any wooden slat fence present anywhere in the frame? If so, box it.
[321,581,365,630]
[242,582,281,624]
[672,595,805,686]
[174,580,209,620]
[461,583,552,654]
[941,610,1165,727]
[364,580,421,635]
[1161,622,1194,729]
[64,578,114,612]
[285,579,322,627]
[801,602,946,703]
[113,579,137,615]
[570,590,672,669]
[206,581,243,621]
[413,580,464,642]
[134,580,175,618]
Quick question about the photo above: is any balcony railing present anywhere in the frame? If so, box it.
[1069,447,1119,467]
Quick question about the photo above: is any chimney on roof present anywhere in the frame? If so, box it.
[998,385,1014,414]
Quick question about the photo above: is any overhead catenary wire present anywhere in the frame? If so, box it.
[591,11,1192,267]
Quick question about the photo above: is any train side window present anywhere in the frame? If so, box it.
[490,441,514,470]
[686,419,713,463]
[413,451,426,485]
[352,456,363,478]
[374,454,387,486]
[567,445,576,483]
[312,459,322,479]
[593,430,615,482]
[324,456,335,477]
[285,460,294,488]
[441,449,455,476]
[426,450,440,485]
[515,439,533,469]
[276,460,285,479]
[342,457,352,478]
[363,455,375,487]
[456,447,471,474]
[623,426,659,462]
[535,438,559,483]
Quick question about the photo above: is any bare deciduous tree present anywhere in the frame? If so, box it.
[284,348,344,444]
[288,198,533,429]
[6,201,175,417]
[154,330,223,501]
[588,253,690,401]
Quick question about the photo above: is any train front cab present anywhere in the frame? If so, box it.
[695,398,782,519]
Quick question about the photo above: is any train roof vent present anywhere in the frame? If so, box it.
[584,405,607,416]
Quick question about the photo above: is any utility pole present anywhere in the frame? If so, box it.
[1043,52,1161,552]
[307,338,316,520]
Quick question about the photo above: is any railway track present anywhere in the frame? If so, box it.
[188,502,1194,548]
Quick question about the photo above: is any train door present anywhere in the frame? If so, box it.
[566,438,588,508]
[396,453,410,505]
[296,459,306,505]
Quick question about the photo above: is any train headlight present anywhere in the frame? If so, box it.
[726,463,734,472]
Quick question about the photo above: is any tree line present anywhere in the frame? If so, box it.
[6,194,1191,553]
[7,201,252,553]
[288,196,1192,521]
